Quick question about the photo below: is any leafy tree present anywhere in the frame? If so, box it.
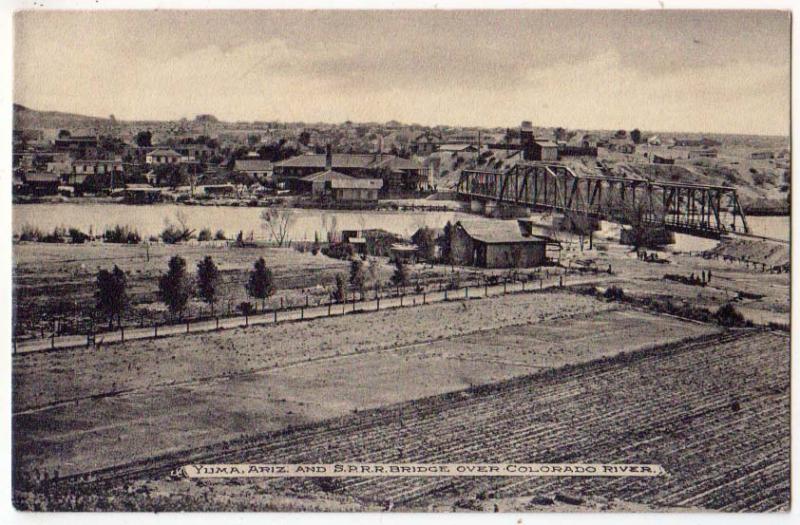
[196,256,220,315]
[95,265,128,329]
[159,256,192,320]
[349,259,366,299]
[298,131,311,146]
[246,257,275,310]
[57,129,71,139]
[390,259,409,289]
[630,129,642,144]
[135,130,152,147]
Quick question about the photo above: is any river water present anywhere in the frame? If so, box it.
[13,203,789,249]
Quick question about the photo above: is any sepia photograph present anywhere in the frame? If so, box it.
[5,4,794,515]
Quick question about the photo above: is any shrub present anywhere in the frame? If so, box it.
[214,229,226,240]
[41,227,67,243]
[104,224,141,244]
[322,242,355,260]
[161,224,194,244]
[197,228,213,242]
[19,224,43,242]
[603,285,624,301]
[238,301,254,316]
[715,303,747,327]
[68,228,90,244]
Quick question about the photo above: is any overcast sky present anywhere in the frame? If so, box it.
[14,10,791,135]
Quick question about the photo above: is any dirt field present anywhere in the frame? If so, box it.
[16,329,788,512]
[12,291,718,481]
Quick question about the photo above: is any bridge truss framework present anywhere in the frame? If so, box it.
[457,162,749,238]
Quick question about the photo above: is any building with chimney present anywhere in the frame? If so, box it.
[273,145,424,195]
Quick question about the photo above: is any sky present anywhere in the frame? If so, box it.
[13,10,791,135]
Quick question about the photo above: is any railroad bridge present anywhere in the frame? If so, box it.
[457,162,749,238]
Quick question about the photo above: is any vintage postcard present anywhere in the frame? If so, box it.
[9,7,791,513]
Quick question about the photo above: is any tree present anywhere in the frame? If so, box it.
[57,129,71,139]
[349,259,366,299]
[439,222,454,264]
[196,256,220,315]
[332,274,347,303]
[246,257,275,310]
[298,131,311,146]
[159,256,192,320]
[260,207,295,247]
[95,265,128,329]
[630,129,642,144]
[412,227,437,261]
[390,259,409,290]
[135,130,152,147]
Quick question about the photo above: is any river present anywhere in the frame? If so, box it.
[12,203,789,248]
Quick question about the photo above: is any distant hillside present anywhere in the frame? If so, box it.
[13,104,113,131]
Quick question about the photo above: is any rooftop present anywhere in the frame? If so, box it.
[301,169,355,183]
[457,219,550,244]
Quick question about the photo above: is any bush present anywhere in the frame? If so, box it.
[322,242,355,260]
[104,225,141,244]
[41,227,67,243]
[238,301,254,316]
[68,228,90,244]
[161,224,194,244]
[197,228,213,242]
[603,285,624,301]
[18,224,43,242]
[214,229,226,240]
[715,303,747,327]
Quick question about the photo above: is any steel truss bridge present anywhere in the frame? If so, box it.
[457,162,749,238]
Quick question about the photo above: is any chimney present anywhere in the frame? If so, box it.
[325,144,332,171]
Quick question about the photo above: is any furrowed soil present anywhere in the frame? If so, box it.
[16,329,788,512]
[13,291,717,481]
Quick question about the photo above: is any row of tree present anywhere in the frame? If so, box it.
[95,256,276,328]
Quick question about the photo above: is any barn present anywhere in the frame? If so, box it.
[450,219,556,268]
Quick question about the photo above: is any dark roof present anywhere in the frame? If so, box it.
[457,220,549,244]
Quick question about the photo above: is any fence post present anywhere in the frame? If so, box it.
[376,297,380,311]
[540,278,543,290]
[328,302,332,316]
[503,282,507,294]
[245,313,249,327]
[306,295,309,307]
[301,307,304,320]
[280,297,284,310]
[400,295,403,307]
[120,325,125,342]
[216,317,220,330]
[423,292,426,304]
[154,324,158,338]
[186,320,190,334]
[465,287,468,299]
[51,333,55,350]
[522,280,525,291]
